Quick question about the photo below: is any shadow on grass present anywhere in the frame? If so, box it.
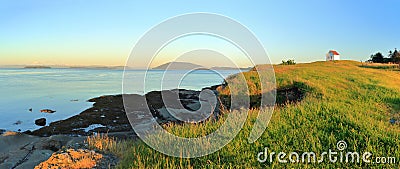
[218,81,309,110]
[359,64,400,71]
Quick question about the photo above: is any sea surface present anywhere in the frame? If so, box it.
[0,68,239,132]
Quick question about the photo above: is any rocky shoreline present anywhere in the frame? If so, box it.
[25,86,221,138]
[5,82,304,139]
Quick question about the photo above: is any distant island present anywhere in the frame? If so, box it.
[18,65,129,70]
[152,62,251,70]
[68,66,127,70]
[24,66,52,69]
[152,62,204,70]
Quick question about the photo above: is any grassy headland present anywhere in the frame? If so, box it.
[115,60,400,168]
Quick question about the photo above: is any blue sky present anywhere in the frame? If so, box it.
[1,1,399,66]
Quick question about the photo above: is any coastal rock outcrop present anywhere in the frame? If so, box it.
[31,88,221,138]
[35,118,46,126]
[0,133,86,169]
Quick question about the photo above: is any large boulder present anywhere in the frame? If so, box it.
[35,118,46,126]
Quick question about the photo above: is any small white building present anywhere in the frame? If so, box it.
[326,50,340,61]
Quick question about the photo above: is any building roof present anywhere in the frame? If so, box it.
[329,50,340,55]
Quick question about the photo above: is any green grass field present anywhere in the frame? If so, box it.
[115,60,400,168]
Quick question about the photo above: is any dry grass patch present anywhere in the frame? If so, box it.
[86,133,134,158]
[86,133,117,152]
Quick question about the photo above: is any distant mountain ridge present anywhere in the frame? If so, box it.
[152,62,204,70]
[152,62,251,70]
[24,66,51,69]
[210,66,252,70]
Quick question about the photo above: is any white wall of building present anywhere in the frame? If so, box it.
[333,55,340,60]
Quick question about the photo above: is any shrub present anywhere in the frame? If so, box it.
[281,59,296,65]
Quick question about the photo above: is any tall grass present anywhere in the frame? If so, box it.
[86,133,134,158]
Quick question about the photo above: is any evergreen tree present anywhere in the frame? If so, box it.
[371,52,384,63]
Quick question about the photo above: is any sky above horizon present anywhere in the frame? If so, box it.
[1,1,399,67]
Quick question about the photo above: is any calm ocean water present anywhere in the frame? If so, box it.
[0,68,239,131]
